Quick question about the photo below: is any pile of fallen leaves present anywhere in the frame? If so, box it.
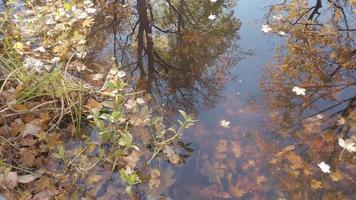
[0,1,196,199]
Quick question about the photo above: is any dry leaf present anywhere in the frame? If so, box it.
[19,148,41,167]
[87,174,103,184]
[11,104,28,111]
[216,139,228,153]
[310,179,322,190]
[18,174,39,183]
[4,171,18,189]
[22,120,42,136]
[286,152,303,169]
[85,98,102,110]
[123,150,141,169]
[330,170,343,182]
[201,184,231,199]
[231,141,241,158]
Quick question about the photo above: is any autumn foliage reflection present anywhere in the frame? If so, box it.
[83,0,242,114]
[261,0,356,199]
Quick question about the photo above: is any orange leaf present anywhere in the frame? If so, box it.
[85,98,102,110]
[286,152,303,169]
[310,179,322,190]
[11,104,28,111]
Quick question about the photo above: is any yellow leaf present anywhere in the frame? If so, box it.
[87,174,102,185]
[330,170,343,182]
[310,179,322,190]
[63,3,71,11]
[303,167,314,176]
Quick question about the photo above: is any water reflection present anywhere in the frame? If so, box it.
[80,0,244,199]
[260,0,356,199]
[85,0,242,113]
[72,0,355,199]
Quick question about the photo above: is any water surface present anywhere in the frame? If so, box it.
[81,0,356,199]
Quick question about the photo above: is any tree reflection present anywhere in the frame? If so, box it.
[261,0,356,199]
[86,0,242,113]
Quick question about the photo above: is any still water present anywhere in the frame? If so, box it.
[66,0,356,199]
[78,0,356,199]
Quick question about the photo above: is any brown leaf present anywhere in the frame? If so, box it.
[123,150,141,169]
[4,171,18,189]
[45,134,63,147]
[85,98,102,110]
[323,131,334,143]
[22,119,42,137]
[227,174,251,198]
[19,135,37,146]
[87,174,103,185]
[231,141,241,158]
[11,104,28,111]
[33,190,55,200]
[19,148,41,167]
[285,152,303,169]
[216,139,228,154]
[256,175,266,185]
[200,184,231,199]
[18,174,39,183]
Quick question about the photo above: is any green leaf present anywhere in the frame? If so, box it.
[112,111,121,121]
[119,132,133,146]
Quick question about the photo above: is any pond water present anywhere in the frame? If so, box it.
[77,0,356,199]
[1,0,355,199]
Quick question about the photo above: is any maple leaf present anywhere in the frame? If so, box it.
[200,160,224,185]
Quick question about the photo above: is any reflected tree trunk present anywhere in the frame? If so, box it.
[137,0,155,76]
